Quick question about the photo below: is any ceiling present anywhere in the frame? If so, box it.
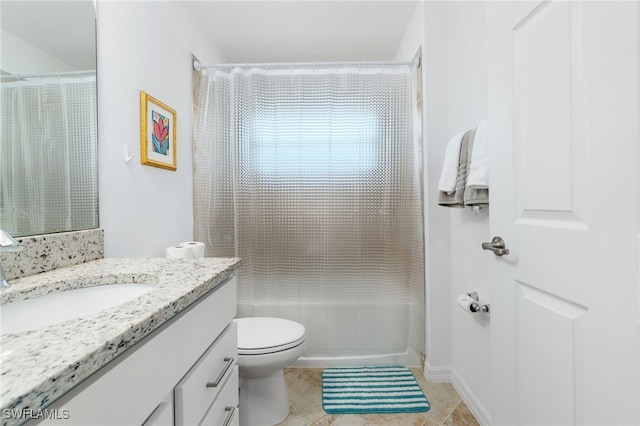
[183,1,420,63]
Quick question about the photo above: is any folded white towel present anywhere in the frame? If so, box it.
[438,130,466,193]
[467,120,489,188]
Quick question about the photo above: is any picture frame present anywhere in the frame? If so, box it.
[140,91,177,171]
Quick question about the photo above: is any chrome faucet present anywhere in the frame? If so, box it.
[0,230,23,288]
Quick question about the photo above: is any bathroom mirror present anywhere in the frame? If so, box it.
[0,0,98,237]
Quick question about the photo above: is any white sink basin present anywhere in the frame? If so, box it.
[0,283,155,336]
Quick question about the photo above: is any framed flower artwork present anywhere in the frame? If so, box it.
[140,91,177,170]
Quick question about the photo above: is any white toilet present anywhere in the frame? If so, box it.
[235,317,306,426]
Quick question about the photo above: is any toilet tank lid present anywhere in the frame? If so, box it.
[235,317,305,350]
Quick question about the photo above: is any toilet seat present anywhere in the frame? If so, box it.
[235,317,305,355]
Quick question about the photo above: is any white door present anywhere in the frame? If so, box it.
[487,1,639,425]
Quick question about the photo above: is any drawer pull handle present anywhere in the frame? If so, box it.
[206,357,234,388]
[222,406,237,426]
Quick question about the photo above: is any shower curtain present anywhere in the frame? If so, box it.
[193,65,424,362]
[0,75,98,236]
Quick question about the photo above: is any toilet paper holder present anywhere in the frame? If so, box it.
[466,292,490,313]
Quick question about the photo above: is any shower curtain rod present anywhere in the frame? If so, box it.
[193,58,419,72]
[0,70,96,81]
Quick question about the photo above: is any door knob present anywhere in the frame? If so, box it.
[482,236,509,256]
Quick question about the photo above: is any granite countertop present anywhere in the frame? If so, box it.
[0,257,241,423]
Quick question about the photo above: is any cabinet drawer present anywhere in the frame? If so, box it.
[199,366,239,426]
[175,322,238,426]
[142,399,173,426]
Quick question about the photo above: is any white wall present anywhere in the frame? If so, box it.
[394,0,453,377]
[445,3,492,424]
[421,0,455,378]
[394,0,454,378]
[97,1,225,257]
[394,2,493,423]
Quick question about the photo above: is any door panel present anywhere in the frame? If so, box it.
[515,1,574,213]
[514,2,587,226]
[516,281,588,425]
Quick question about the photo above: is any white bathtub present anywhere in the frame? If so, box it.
[237,300,423,367]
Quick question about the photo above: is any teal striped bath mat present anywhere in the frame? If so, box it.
[322,366,431,414]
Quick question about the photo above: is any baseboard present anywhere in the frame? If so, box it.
[422,360,492,425]
[423,358,452,383]
[451,369,492,426]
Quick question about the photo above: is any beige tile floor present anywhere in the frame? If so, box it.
[277,368,480,426]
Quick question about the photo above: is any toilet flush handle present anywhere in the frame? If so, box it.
[206,357,235,388]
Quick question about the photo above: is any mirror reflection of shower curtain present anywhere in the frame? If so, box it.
[194,66,424,361]
[0,75,98,236]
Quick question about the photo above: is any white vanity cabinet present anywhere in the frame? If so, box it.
[37,276,238,426]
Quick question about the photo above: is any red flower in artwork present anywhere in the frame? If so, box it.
[153,113,169,142]
[152,111,170,155]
